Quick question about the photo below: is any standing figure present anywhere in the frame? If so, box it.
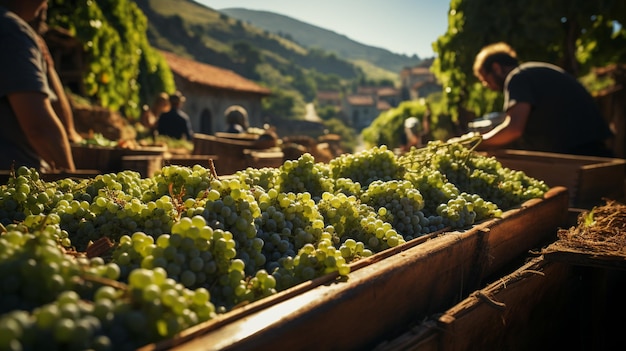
[157,90,194,140]
[0,0,76,171]
[141,92,170,140]
[400,116,424,152]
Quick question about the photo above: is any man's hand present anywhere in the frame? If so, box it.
[447,131,481,144]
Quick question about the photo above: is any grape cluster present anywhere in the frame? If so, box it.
[318,191,406,253]
[254,190,324,271]
[0,225,113,315]
[400,140,547,227]
[402,141,549,210]
[186,177,264,276]
[0,167,74,225]
[272,233,350,290]
[0,292,113,351]
[0,267,217,351]
[329,145,402,187]
[236,166,280,191]
[0,140,552,349]
[404,168,499,228]
[147,165,216,202]
[110,217,242,310]
[276,153,327,199]
[362,179,434,239]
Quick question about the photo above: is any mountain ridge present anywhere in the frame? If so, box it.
[219,8,422,74]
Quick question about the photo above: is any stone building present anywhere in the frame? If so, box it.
[159,50,271,135]
[400,60,441,100]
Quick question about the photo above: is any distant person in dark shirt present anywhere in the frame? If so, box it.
[157,90,194,140]
[141,91,170,141]
[472,42,614,157]
[224,105,249,133]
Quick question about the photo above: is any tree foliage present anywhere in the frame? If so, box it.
[261,88,306,120]
[47,0,175,120]
[361,100,429,149]
[322,118,358,153]
[431,0,626,123]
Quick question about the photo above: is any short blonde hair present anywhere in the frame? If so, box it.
[473,42,518,80]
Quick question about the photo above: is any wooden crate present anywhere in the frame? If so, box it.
[488,149,626,208]
[474,186,569,278]
[0,169,100,184]
[72,145,165,174]
[162,154,218,169]
[192,133,282,175]
[192,134,256,175]
[142,187,569,351]
[214,132,260,141]
[70,144,117,172]
[380,257,626,351]
[243,149,284,169]
[39,169,101,181]
[436,256,578,351]
[121,155,163,178]
[374,256,579,351]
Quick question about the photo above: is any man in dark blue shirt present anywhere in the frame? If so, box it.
[157,91,194,140]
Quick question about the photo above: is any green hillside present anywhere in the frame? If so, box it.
[136,0,398,118]
[220,8,423,74]
[137,0,363,80]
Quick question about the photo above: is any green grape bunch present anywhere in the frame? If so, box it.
[329,145,403,188]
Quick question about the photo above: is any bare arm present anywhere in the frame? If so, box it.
[8,91,76,171]
[478,102,531,149]
[48,66,83,143]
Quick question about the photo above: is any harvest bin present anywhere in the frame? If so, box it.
[140,186,569,351]
[0,169,100,183]
[374,256,580,351]
[375,256,626,351]
[486,149,626,208]
[71,144,166,174]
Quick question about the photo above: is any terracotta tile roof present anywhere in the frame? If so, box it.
[357,86,377,95]
[347,94,375,106]
[317,90,341,99]
[159,50,271,95]
[411,66,432,75]
[377,87,399,96]
[377,100,391,110]
[412,79,439,90]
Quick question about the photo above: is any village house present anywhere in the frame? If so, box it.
[159,50,271,135]
[400,59,441,100]
[341,93,389,131]
[375,86,402,108]
[316,86,401,131]
[43,29,271,138]
[316,90,342,108]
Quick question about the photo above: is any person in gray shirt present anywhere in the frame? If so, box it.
[0,0,76,172]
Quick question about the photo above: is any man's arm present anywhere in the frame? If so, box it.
[48,66,83,143]
[9,91,76,171]
[479,102,531,149]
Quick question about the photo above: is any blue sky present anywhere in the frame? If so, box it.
[194,1,450,58]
